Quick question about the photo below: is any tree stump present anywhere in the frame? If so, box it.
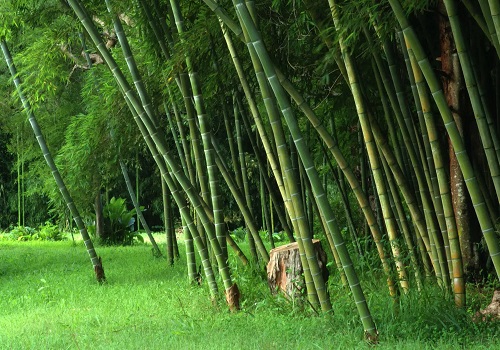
[474,290,500,321]
[266,239,328,298]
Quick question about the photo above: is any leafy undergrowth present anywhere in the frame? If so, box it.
[0,238,498,349]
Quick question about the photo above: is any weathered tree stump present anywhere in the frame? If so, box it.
[474,290,500,321]
[266,239,328,298]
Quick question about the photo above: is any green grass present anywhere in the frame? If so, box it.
[0,237,498,349]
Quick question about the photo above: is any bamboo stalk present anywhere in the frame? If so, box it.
[236,1,378,336]
[1,38,105,283]
[388,0,500,281]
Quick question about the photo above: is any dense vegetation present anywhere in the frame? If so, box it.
[1,0,499,343]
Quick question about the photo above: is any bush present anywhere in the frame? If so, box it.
[99,197,143,246]
[38,222,66,241]
[2,223,66,242]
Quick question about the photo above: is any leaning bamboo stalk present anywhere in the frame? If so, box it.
[1,38,106,283]
[487,0,500,45]
[210,0,395,299]
[235,103,258,260]
[331,5,408,293]
[408,50,466,306]
[461,0,495,45]
[120,160,162,257]
[388,0,500,281]
[220,2,322,307]
[236,1,377,337]
[444,0,500,200]
[395,29,450,276]
[478,0,500,57]
[370,58,432,277]
[122,91,217,291]
[242,1,336,308]
[366,27,447,282]
[68,0,235,301]
[209,130,270,262]
[161,178,175,265]
[237,97,295,242]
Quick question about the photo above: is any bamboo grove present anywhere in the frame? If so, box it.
[1,0,499,340]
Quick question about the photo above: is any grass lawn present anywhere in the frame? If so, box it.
[0,236,498,349]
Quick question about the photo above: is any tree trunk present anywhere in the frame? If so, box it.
[267,239,328,299]
[438,1,474,275]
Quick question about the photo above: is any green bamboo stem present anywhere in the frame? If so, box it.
[396,29,450,273]
[470,57,500,163]
[487,0,500,46]
[168,86,197,186]
[106,0,159,128]
[1,38,105,283]
[237,97,295,242]
[238,16,321,306]
[123,94,217,293]
[408,50,465,306]
[388,0,500,282]
[333,15,408,293]
[478,0,500,57]
[461,0,495,48]
[162,177,175,265]
[218,18,291,229]
[165,104,188,176]
[444,0,500,201]
[364,26,415,173]
[138,0,171,60]
[68,0,228,297]
[227,99,243,190]
[171,0,244,295]
[237,2,378,334]
[381,145,423,289]
[320,141,364,258]
[179,73,211,218]
[210,118,269,262]
[235,103,258,260]
[221,0,397,298]
[366,28,446,280]
[119,160,162,257]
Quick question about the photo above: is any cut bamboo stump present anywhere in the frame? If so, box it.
[266,239,328,298]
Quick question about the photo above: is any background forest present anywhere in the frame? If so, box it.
[1,0,499,344]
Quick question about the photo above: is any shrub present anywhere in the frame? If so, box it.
[1,223,66,242]
[38,222,66,241]
[100,197,143,246]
